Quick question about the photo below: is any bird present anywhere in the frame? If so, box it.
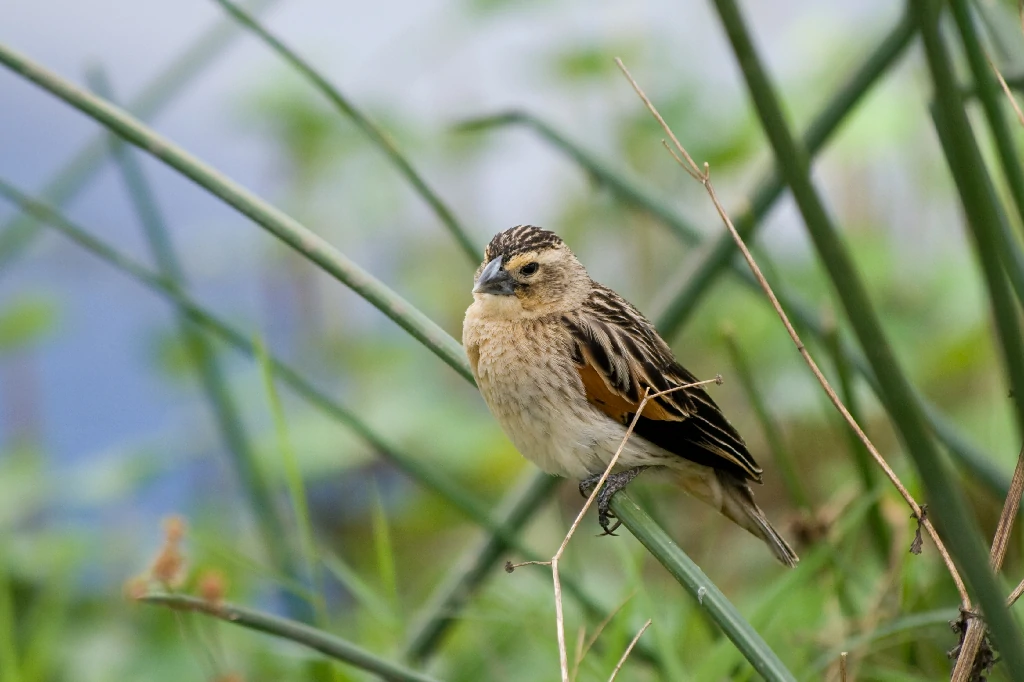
[462,225,798,567]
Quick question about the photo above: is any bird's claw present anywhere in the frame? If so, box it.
[578,467,648,537]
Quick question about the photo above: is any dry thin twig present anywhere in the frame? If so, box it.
[840,651,849,682]
[608,618,652,682]
[986,51,1024,129]
[950,445,1024,682]
[508,377,721,682]
[614,56,971,608]
[570,590,636,681]
[1008,579,1024,607]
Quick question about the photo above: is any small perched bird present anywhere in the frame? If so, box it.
[463,225,798,566]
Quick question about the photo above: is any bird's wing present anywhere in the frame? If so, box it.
[564,284,763,483]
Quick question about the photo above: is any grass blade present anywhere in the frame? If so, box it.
[210,0,479,263]
[140,594,443,682]
[0,0,280,272]
[712,0,1024,666]
[371,482,401,617]
[254,336,328,623]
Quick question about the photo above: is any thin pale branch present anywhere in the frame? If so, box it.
[615,56,970,608]
[990,52,1024,128]
[1009,578,1024,607]
[607,619,652,682]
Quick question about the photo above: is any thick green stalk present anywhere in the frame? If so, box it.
[722,330,810,511]
[88,69,309,622]
[0,177,612,634]
[462,110,1010,498]
[0,0,279,271]
[211,0,479,263]
[140,594,442,682]
[712,0,1024,667]
[950,0,1024,234]
[609,493,796,682]
[0,42,472,384]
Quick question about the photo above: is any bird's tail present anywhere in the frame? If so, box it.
[716,472,799,568]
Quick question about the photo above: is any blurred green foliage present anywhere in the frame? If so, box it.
[3,0,1024,680]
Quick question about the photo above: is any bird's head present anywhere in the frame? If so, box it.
[471,225,589,318]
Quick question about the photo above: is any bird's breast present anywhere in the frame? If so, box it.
[462,310,599,477]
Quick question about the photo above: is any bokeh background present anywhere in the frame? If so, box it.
[2,0,1024,680]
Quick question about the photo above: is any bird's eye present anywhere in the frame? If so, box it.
[520,262,539,276]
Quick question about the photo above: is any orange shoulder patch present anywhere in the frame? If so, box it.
[576,359,675,424]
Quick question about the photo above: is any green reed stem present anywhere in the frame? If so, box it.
[0,0,280,272]
[610,493,796,682]
[211,0,479,263]
[713,0,1024,667]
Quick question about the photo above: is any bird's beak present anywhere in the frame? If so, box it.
[473,256,515,296]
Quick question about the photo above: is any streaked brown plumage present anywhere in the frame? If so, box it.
[463,225,798,566]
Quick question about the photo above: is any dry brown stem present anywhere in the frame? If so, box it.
[951,445,1024,682]
[1008,578,1024,607]
[840,651,849,682]
[508,377,720,682]
[986,51,1024,129]
[613,56,971,608]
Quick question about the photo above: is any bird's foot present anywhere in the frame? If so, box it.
[578,466,648,536]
